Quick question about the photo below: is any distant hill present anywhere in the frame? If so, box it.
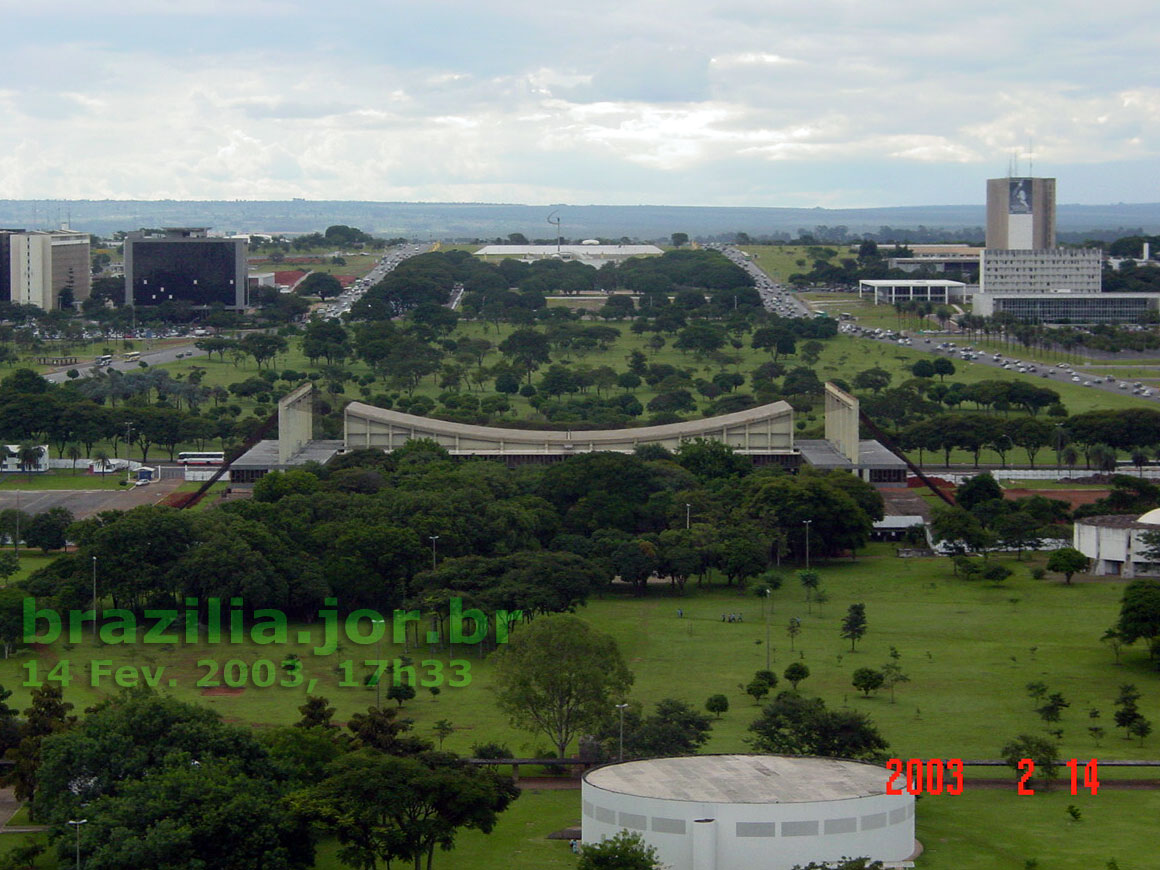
[3,199,1158,240]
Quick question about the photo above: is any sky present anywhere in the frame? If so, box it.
[1,0,1158,208]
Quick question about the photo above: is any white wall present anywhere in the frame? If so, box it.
[581,782,913,870]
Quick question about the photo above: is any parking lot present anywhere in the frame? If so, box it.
[0,477,184,519]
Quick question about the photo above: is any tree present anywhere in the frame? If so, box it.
[1114,684,1144,736]
[748,693,889,762]
[65,443,82,474]
[956,472,1004,512]
[852,668,884,697]
[578,830,663,870]
[1117,580,1160,661]
[746,679,771,705]
[492,615,633,757]
[498,329,551,383]
[294,749,518,870]
[1001,734,1060,788]
[853,367,892,394]
[670,232,689,248]
[298,271,343,301]
[841,603,868,651]
[784,662,810,691]
[22,507,74,553]
[932,357,955,381]
[706,694,729,718]
[786,616,802,650]
[621,698,712,757]
[240,333,288,368]
[911,359,935,379]
[0,551,19,583]
[1047,548,1089,585]
[433,719,454,749]
[296,695,337,730]
[880,659,909,704]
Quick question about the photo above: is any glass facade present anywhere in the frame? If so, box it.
[989,294,1158,324]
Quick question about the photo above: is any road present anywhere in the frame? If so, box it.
[851,327,1160,404]
[43,341,208,384]
[710,245,811,318]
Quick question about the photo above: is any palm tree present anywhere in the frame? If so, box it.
[1061,445,1079,475]
[91,448,111,475]
[1089,444,1118,475]
[65,443,83,475]
[1132,448,1149,477]
[16,443,41,479]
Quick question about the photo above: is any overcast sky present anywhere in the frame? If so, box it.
[1,0,1157,207]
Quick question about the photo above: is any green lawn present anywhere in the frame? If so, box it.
[6,551,1160,867]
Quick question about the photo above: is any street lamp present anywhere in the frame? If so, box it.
[68,819,87,870]
[763,587,772,671]
[91,556,98,643]
[371,617,386,708]
[685,503,691,530]
[803,520,812,569]
[615,703,629,762]
[429,535,439,571]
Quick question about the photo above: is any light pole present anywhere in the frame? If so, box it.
[91,556,97,643]
[616,703,629,762]
[685,503,691,530]
[372,617,386,708]
[68,818,87,870]
[763,587,772,671]
[429,535,439,571]
[803,520,812,569]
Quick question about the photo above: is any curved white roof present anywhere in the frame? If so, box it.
[1138,508,1160,525]
[583,755,889,804]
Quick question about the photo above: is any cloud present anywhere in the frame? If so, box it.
[0,1,1157,206]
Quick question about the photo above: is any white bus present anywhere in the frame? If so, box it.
[122,351,141,362]
[177,451,225,466]
[96,354,113,366]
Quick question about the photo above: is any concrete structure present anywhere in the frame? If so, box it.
[229,384,341,483]
[1074,509,1160,577]
[986,177,1056,250]
[857,279,966,306]
[581,755,915,870]
[124,228,247,308]
[474,244,662,268]
[824,382,859,464]
[973,290,1160,323]
[979,248,1101,295]
[0,229,91,309]
[343,400,798,464]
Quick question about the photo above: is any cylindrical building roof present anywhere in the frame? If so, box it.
[583,754,890,804]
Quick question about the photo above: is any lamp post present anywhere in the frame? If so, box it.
[685,503,691,530]
[91,556,97,643]
[68,819,87,870]
[429,535,439,571]
[616,703,629,762]
[803,519,812,569]
[372,617,386,708]
[763,587,772,671]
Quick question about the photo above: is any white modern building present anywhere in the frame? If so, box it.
[857,279,966,306]
[474,244,662,268]
[0,229,91,309]
[1075,509,1160,577]
[979,248,1102,295]
[581,755,916,870]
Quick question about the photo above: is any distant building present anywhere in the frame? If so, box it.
[973,290,1160,323]
[124,228,247,308]
[473,244,662,268]
[856,279,966,306]
[986,177,1056,250]
[979,248,1101,294]
[0,229,91,309]
[1075,509,1160,577]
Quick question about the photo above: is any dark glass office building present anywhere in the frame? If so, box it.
[124,228,247,308]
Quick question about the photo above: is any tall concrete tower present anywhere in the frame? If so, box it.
[986,177,1056,250]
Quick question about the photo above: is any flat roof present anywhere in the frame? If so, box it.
[475,244,662,256]
[231,439,343,470]
[859,439,907,468]
[584,755,890,803]
[1076,514,1159,530]
[796,439,852,468]
[858,279,966,288]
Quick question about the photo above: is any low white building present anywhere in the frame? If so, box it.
[1075,509,1160,577]
[857,279,965,306]
[582,755,916,870]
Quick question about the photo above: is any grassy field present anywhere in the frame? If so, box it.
[4,550,1160,867]
[249,254,380,279]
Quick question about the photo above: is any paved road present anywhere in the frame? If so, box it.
[43,341,208,384]
[854,328,1160,405]
[712,245,811,318]
[0,477,184,519]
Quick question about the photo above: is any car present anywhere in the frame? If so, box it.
[1071,376,1082,382]
[134,479,151,487]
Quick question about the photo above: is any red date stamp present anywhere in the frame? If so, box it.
[888,758,1101,796]
[886,758,964,795]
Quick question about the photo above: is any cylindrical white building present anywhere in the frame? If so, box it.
[581,754,916,870]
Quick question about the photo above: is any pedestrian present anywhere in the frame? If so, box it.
[677,608,684,618]
[721,613,726,622]
[570,839,579,854]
